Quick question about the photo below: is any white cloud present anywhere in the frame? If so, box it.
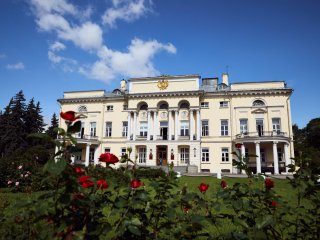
[48,41,77,71]
[49,41,66,51]
[102,0,151,27]
[6,62,25,70]
[30,0,77,16]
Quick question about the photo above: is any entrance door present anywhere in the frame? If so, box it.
[160,122,168,140]
[157,146,167,166]
[256,119,264,136]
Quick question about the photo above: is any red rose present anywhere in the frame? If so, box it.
[271,201,278,207]
[131,179,143,189]
[82,181,94,188]
[235,143,242,149]
[78,175,90,184]
[198,183,209,193]
[60,111,80,122]
[99,153,119,164]
[220,180,228,189]
[73,167,85,175]
[97,180,109,189]
[265,178,274,190]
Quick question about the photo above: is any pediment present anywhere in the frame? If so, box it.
[251,108,267,114]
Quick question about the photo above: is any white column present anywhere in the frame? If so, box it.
[196,110,201,140]
[241,144,245,174]
[71,155,75,165]
[284,143,290,173]
[85,143,90,167]
[54,146,59,162]
[94,147,99,165]
[133,111,137,141]
[190,110,194,140]
[255,142,261,174]
[127,112,131,140]
[273,141,279,174]
[153,111,158,141]
[147,111,151,140]
[168,110,173,140]
[175,110,179,141]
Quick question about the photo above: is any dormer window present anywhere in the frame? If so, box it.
[253,100,265,106]
[107,105,114,111]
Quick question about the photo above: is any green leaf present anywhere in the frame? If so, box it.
[44,158,67,176]
[256,215,273,229]
[128,225,141,236]
[68,121,81,133]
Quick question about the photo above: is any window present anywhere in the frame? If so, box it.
[221,148,229,162]
[256,119,264,136]
[180,148,189,164]
[105,122,112,137]
[240,119,248,134]
[139,122,148,137]
[104,148,110,153]
[202,148,209,162]
[123,105,128,110]
[78,105,87,112]
[220,101,228,107]
[89,149,94,161]
[260,149,266,162]
[272,118,281,134]
[107,105,113,111]
[122,121,128,137]
[180,121,189,136]
[253,100,265,106]
[121,148,126,156]
[200,102,209,108]
[77,122,85,138]
[138,148,146,163]
[221,120,229,136]
[277,148,283,162]
[245,148,249,158]
[202,120,209,136]
[90,122,96,137]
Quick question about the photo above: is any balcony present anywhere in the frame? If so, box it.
[235,131,290,142]
[178,134,190,140]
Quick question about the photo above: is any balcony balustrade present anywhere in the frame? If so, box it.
[235,131,289,141]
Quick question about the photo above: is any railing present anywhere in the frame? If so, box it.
[74,134,99,140]
[136,135,147,140]
[236,131,288,139]
[178,134,190,140]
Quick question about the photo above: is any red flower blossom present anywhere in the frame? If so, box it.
[97,180,110,189]
[265,178,274,190]
[78,175,90,184]
[198,183,209,193]
[131,179,143,189]
[60,111,80,122]
[235,143,242,149]
[183,206,190,213]
[271,201,278,208]
[73,167,85,175]
[99,153,119,164]
[82,181,94,188]
[220,180,228,189]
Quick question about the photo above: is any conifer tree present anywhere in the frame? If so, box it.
[25,98,38,135]
[46,113,59,139]
[35,101,45,133]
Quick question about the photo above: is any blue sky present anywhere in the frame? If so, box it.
[0,0,319,127]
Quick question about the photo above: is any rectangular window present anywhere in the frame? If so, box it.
[138,148,146,163]
[221,120,229,136]
[220,101,228,107]
[89,149,94,161]
[201,120,209,136]
[245,148,249,158]
[107,105,113,111]
[200,102,209,108]
[180,148,190,164]
[104,148,110,153]
[180,121,189,136]
[90,122,96,137]
[256,119,264,136]
[122,121,128,137]
[105,122,112,137]
[139,122,148,137]
[221,148,229,162]
[240,119,248,134]
[277,148,283,162]
[123,105,128,110]
[121,148,126,156]
[77,122,85,138]
[201,148,209,162]
[272,118,281,134]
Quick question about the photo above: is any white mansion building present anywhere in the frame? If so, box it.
[58,73,294,174]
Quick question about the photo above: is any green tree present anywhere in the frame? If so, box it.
[0,98,13,157]
[46,113,59,139]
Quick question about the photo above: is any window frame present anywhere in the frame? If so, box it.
[201,120,209,136]
[272,118,281,134]
[139,121,148,137]
[201,148,209,162]
[90,122,96,137]
[104,148,111,153]
[200,102,209,109]
[180,121,189,136]
[122,121,128,137]
[106,105,114,111]
[138,147,146,164]
[221,148,229,162]
[105,122,112,137]
[219,101,229,108]
[221,120,229,136]
[240,119,248,134]
[180,147,190,164]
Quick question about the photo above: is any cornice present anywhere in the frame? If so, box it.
[57,96,125,104]
[203,88,293,97]
[126,90,203,98]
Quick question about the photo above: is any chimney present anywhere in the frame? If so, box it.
[120,79,127,92]
[222,73,229,86]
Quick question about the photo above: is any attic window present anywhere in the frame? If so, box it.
[253,100,265,106]
[78,105,87,112]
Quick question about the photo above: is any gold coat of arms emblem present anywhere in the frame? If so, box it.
[157,79,169,90]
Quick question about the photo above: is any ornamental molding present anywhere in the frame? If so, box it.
[127,90,203,98]
[157,79,169,90]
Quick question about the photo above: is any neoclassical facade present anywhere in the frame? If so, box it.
[58,74,294,174]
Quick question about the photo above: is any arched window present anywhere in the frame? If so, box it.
[78,105,87,112]
[140,104,148,110]
[180,102,190,109]
[253,100,265,106]
[159,103,168,109]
